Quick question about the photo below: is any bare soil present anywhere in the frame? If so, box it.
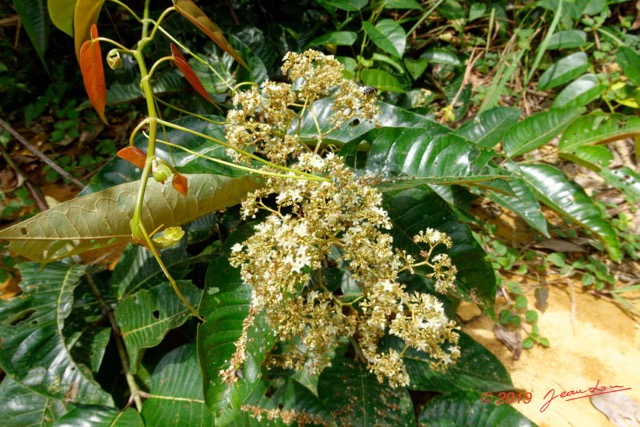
[460,285,640,427]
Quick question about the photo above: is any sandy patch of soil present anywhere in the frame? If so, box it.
[461,286,640,427]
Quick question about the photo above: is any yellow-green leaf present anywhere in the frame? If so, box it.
[48,0,76,36]
[74,0,105,59]
[0,174,261,262]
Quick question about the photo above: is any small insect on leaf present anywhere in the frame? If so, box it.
[79,24,108,124]
[170,43,214,103]
[172,172,189,196]
[117,146,147,169]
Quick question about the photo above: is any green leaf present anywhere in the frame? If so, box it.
[418,390,537,426]
[384,187,497,310]
[13,0,49,70]
[454,107,521,148]
[616,46,640,86]
[525,310,538,323]
[503,107,585,157]
[115,281,202,374]
[109,243,191,299]
[318,358,415,426]
[560,145,613,170]
[559,112,640,152]
[519,164,621,261]
[316,0,367,11]
[551,74,605,108]
[486,170,549,236]
[468,3,486,22]
[0,262,113,405]
[546,29,588,50]
[48,0,75,35]
[358,128,512,201]
[0,174,260,262]
[420,48,461,66]
[404,57,428,80]
[0,376,68,426]
[53,406,144,427]
[384,0,422,9]
[107,70,184,105]
[600,167,640,203]
[197,253,277,424]
[306,31,358,47]
[360,68,406,92]
[141,344,216,427]
[538,52,589,90]
[300,99,448,146]
[403,332,513,392]
[363,19,406,58]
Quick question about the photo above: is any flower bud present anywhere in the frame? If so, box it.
[107,49,122,70]
[152,159,172,183]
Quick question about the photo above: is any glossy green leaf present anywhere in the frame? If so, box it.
[486,167,548,236]
[600,167,640,203]
[13,0,49,67]
[198,252,277,424]
[616,46,640,86]
[73,0,105,59]
[141,344,216,427]
[109,242,193,300]
[420,48,461,66]
[360,68,405,92]
[53,407,144,427]
[0,262,113,405]
[404,57,428,80]
[363,19,406,58]
[402,332,513,391]
[418,390,537,426]
[384,0,422,9]
[559,145,613,170]
[538,52,589,90]
[299,99,448,146]
[383,187,497,310]
[0,174,260,262]
[316,0,367,11]
[559,112,640,152]
[48,0,75,35]
[318,358,415,426]
[307,31,358,47]
[551,73,605,108]
[360,129,510,198]
[107,70,184,104]
[546,29,588,50]
[115,281,202,374]
[0,376,68,426]
[519,164,621,261]
[454,107,521,148]
[503,107,585,157]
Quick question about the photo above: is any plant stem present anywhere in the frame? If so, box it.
[84,272,144,410]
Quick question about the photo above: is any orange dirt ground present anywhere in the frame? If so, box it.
[460,285,640,427]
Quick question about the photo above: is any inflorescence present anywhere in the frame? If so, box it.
[220,50,460,390]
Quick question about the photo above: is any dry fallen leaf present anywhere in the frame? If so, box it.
[591,389,640,427]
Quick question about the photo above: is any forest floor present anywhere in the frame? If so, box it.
[460,276,640,427]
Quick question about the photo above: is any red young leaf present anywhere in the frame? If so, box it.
[172,172,189,196]
[117,146,147,169]
[79,25,108,124]
[170,43,214,103]
[173,0,248,69]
